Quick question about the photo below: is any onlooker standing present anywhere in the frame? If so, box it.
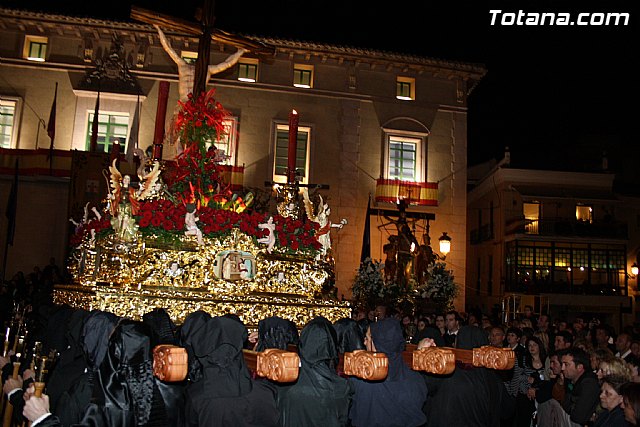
[562,348,602,425]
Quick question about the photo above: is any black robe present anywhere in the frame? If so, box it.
[349,318,427,427]
[256,316,299,351]
[181,315,280,427]
[277,316,353,427]
[333,317,365,353]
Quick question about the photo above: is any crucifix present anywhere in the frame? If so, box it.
[131,2,274,100]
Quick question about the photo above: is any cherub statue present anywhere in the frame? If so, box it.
[257,216,276,253]
[184,203,204,245]
[302,190,347,256]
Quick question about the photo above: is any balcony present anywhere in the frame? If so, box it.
[505,217,627,240]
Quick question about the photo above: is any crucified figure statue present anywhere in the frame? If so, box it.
[155,24,247,102]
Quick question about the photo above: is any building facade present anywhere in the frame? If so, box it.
[0,8,485,306]
[467,154,638,329]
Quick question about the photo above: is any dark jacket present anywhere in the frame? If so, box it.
[562,370,601,425]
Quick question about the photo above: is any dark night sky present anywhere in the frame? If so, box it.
[4,0,639,179]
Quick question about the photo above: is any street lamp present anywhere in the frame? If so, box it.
[438,232,452,258]
[631,263,639,277]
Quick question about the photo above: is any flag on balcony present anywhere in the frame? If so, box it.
[5,159,18,246]
[46,83,57,166]
[360,194,371,262]
[89,91,100,152]
[374,178,438,206]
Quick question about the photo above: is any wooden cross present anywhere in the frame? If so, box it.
[131,2,274,97]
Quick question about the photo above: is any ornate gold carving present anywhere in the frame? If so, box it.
[472,346,515,370]
[59,226,350,328]
[255,348,300,383]
[412,347,456,375]
[53,284,350,328]
[152,344,188,382]
[343,350,389,380]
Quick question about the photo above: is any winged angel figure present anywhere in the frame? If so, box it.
[106,159,161,241]
[302,189,347,257]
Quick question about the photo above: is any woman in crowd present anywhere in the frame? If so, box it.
[349,317,427,427]
[593,374,630,427]
[277,316,352,426]
[598,357,633,382]
[621,382,640,425]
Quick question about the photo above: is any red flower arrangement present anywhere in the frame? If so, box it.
[167,89,230,204]
[132,199,323,253]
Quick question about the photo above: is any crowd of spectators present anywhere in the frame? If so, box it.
[4,266,640,426]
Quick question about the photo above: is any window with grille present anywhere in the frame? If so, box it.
[0,97,20,149]
[385,134,424,182]
[85,112,129,153]
[23,35,48,62]
[272,124,310,184]
[211,117,238,166]
[396,76,415,100]
[293,64,313,88]
[238,59,258,82]
[181,51,198,65]
[523,202,540,234]
[576,204,593,223]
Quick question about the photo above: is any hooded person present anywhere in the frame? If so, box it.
[333,317,365,354]
[181,315,280,427]
[421,324,515,427]
[255,316,299,352]
[29,309,120,427]
[349,317,427,427]
[142,307,184,426]
[45,307,91,415]
[82,319,169,427]
[277,316,352,427]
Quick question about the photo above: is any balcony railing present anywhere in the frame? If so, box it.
[505,280,627,296]
[505,217,628,239]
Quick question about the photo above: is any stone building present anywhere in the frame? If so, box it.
[0,7,485,305]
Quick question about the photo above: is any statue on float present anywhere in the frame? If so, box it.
[302,190,347,257]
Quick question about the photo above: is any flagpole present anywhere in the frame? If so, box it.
[2,159,18,285]
[47,82,58,175]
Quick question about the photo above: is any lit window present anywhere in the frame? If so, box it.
[85,112,130,153]
[212,117,238,165]
[23,35,48,62]
[0,97,21,149]
[293,64,314,88]
[396,76,415,100]
[238,59,258,82]
[181,51,198,65]
[523,202,540,234]
[273,123,311,184]
[383,133,424,182]
[576,204,593,223]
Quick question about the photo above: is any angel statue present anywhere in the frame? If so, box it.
[257,216,276,253]
[106,159,161,241]
[184,203,204,245]
[302,190,348,257]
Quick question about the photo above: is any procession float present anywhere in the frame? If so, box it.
[53,88,351,328]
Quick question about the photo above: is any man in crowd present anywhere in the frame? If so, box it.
[489,326,506,348]
[444,310,461,347]
[560,348,601,425]
[594,324,617,353]
[615,332,638,363]
[554,330,573,351]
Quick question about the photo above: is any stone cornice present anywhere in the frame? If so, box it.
[0,7,487,80]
